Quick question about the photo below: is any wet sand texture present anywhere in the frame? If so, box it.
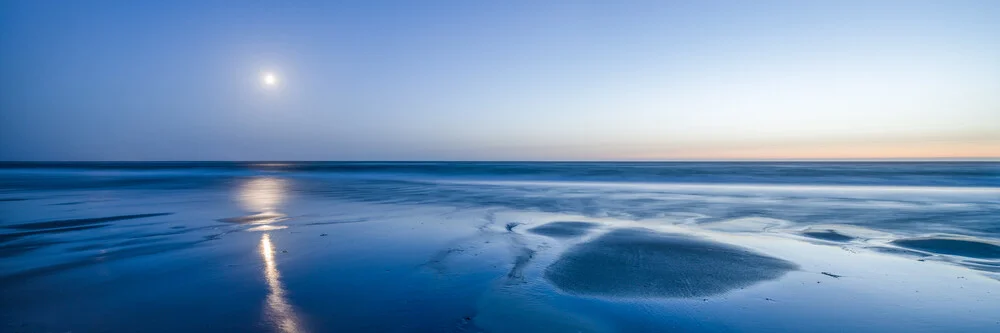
[4,213,172,230]
[545,228,797,298]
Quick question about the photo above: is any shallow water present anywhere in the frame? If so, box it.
[1,162,999,332]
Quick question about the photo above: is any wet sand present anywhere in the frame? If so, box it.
[2,164,1000,332]
[545,228,798,298]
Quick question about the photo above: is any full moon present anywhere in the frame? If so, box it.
[262,72,277,87]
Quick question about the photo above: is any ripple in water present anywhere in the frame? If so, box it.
[527,221,599,239]
[892,237,1000,259]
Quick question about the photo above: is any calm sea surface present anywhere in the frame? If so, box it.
[2,162,999,332]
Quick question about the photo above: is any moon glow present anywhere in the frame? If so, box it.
[262,72,278,87]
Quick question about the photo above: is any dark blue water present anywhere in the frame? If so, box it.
[2,161,998,187]
[1,162,998,332]
[3,162,997,234]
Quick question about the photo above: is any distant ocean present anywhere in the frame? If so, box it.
[1,162,998,332]
[3,161,998,186]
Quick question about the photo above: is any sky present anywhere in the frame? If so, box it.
[1,0,998,161]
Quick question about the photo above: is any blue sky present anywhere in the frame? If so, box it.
[1,0,998,160]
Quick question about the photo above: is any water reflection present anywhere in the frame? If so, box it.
[259,233,304,333]
[227,177,288,225]
[241,178,286,212]
[240,177,302,332]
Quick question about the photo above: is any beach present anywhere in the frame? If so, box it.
[1,162,999,332]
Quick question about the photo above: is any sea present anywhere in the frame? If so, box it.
[1,162,998,332]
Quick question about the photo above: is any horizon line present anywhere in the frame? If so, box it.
[1,158,998,163]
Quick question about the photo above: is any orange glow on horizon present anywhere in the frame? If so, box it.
[615,140,1000,161]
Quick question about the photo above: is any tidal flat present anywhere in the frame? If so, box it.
[2,162,999,332]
